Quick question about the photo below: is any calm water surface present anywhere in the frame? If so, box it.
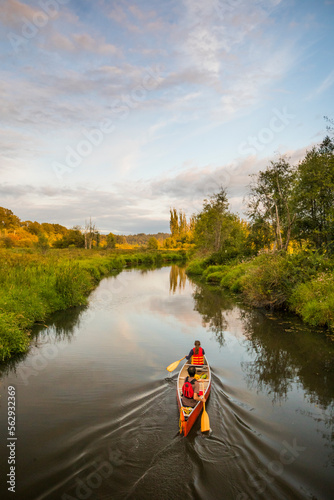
[0,265,333,500]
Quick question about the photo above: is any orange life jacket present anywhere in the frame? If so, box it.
[191,347,204,365]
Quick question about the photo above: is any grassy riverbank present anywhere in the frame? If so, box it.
[0,248,186,361]
[186,251,334,332]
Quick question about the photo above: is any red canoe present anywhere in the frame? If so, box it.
[177,356,211,436]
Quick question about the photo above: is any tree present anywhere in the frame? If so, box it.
[0,207,20,231]
[147,236,159,250]
[247,158,296,251]
[53,229,84,248]
[23,220,42,236]
[106,233,116,249]
[1,236,13,248]
[246,215,272,253]
[294,136,334,251]
[194,187,229,252]
[163,237,172,249]
[83,218,100,249]
[178,210,187,239]
[169,208,193,244]
[324,115,334,137]
[52,223,68,236]
[36,233,49,253]
[115,235,127,245]
[41,223,54,235]
[170,208,179,238]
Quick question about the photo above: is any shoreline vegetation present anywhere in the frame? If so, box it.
[0,248,186,361]
[186,251,334,334]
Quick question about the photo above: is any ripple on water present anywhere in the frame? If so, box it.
[193,433,240,464]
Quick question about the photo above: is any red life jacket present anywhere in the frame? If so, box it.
[192,347,204,365]
[182,377,195,399]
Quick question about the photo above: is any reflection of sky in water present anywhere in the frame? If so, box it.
[85,268,208,360]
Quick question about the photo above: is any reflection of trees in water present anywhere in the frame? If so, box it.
[296,406,334,459]
[31,305,86,344]
[239,310,296,403]
[240,309,334,410]
[0,351,28,379]
[240,354,296,404]
[169,265,186,294]
[0,305,85,378]
[138,264,162,274]
[190,280,234,346]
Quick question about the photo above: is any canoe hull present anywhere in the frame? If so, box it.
[177,357,211,436]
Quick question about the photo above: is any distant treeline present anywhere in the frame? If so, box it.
[123,232,170,245]
[0,208,170,249]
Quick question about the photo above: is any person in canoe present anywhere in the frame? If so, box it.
[185,340,205,365]
[181,366,206,408]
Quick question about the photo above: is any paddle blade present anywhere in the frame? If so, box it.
[201,403,210,432]
[166,360,180,372]
[166,356,186,372]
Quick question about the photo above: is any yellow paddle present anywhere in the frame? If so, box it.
[166,356,186,372]
[201,383,210,432]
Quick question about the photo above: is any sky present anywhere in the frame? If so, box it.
[0,0,334,234]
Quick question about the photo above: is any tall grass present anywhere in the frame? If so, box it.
[0,248,186,361]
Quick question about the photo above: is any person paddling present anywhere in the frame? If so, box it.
[185,340,205,365]
[181,366,206,408]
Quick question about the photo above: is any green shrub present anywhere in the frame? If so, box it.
[240,255,297,308]
[161,251,185,262]
[290,272,334,329]
[186,259,206,276]
[220,263,249,290]
[205,271,225,283]
[203,265,225,278]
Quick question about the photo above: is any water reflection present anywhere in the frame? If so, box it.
[31,305,86,344]
[240,309,334,408]
[191,282,234,345]
[0,305,85,379]
[169,265,186,293]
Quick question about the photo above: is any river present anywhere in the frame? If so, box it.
[0,265,333,500]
